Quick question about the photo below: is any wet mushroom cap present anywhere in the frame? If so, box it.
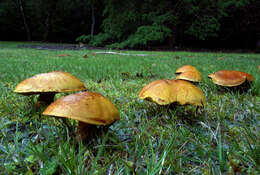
[42,91,120,125]
[14,71,86,94]
[139,79,205,106]
[208,70,254,87]
[175,65,202,82]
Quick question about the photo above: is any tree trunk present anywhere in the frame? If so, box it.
[43,1,58,41]
[90,2,95,37]
[256,38,260,52]
[168,25,177,48]
[17,0,31,41]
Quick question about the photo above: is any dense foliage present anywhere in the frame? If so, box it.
[0,0,259,49]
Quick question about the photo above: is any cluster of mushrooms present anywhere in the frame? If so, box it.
[14,71,119,140]
[13,65,255,140]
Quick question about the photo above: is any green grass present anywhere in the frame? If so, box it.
[0,41,259,174]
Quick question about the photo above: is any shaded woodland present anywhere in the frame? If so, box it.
[0,0,259,50]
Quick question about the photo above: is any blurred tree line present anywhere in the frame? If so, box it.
[0,0,259,50]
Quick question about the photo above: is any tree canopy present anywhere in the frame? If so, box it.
[0,0,259,50]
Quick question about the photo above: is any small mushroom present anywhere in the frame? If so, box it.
[139,79,205,106]
[208,70,254,87]
[14,71,86,106]
[175,65,198,73]
[42,91,120,140]
[175,65,202,82]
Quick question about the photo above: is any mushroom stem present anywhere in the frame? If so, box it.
[76,122,98,141]
[37,92,56,106]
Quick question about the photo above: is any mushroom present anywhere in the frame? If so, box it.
[208,70,254,87]
[14,71,86,106]
[175,65,202,82]
[42,91,120,140]
[138,79,176,105]
[139,79,205,107]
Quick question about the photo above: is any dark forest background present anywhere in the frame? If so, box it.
[0,0,259,50]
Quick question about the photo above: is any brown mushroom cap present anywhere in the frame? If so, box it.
[175,65,202,82]
[139,79,205,106]
[42,91,120,125]
[14,71,86,94]
[208,70,254,87]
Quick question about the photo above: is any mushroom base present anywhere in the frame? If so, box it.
[37,92,56,107]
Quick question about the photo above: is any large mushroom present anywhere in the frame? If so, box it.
[14,71,86,106]
[208,70,254,87]
[175,65,202,82]
[42,91,120,140]
[139,79,205,107]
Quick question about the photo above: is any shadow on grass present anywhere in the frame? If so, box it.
[136,102,206,127]
[213,82,255,95]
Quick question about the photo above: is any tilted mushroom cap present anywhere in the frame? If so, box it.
[170,79,206,106]
[139,79,205,106]
[42,91,120,125]
[139,79,176,105]
[208,70,254,87]
[175,65,202,82]
[14,71,86,94]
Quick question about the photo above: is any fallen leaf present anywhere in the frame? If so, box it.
[58,54,70,57]
[217,57,225,60]
[83,54,88,58]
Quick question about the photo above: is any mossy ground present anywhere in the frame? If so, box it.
[0,42,259,174]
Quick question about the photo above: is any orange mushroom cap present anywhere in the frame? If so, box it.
[170,79,206,106]
[208,70,254,87]
[139,79,205,106]
[14,71,86,94]
[42,91,120,125]
[139,79,176,105]
[175,65,202,82]
[176,71,202,82]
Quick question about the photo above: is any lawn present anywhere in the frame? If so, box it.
[0,42,259,174]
